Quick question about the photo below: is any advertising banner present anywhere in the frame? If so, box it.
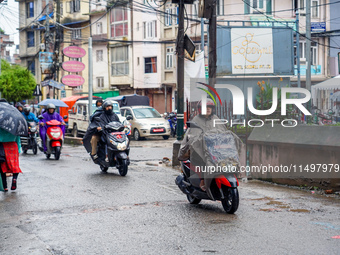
[231,28,274,74]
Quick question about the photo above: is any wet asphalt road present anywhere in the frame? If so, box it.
[0,138,340,255]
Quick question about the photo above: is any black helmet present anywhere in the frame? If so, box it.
[103,100,113,114]
[23,104,31,115]
[102,100,113,109]
[46,103,56,110]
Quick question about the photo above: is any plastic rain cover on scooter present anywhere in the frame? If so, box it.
[189,130,241,199]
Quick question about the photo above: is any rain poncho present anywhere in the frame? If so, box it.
[83,111,120,153]
[39,111,65,151]
[178,114,243,198]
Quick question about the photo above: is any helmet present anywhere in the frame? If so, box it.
[102,100,113,109]
[46,103,56,110]
[16,102,23,111]
[103,100,113,114]
[197,98,215,115]
[23,104,31,115]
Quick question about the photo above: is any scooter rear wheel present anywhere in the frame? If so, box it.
[221,188,239,214]
[186,194,201,204]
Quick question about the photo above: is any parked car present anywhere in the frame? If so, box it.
[120,106,171,140]
[68,99,126,137]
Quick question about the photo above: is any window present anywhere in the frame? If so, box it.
[28,60,35,75]
[96,77,104,88]
[96,50,103,62]
[294,0,319,17]
[294,41,318,65]
[111,46,129,76]
[66,0,80,13]
[312,0,319,18]
[165,7,178,26]
[60,3,63,15]
[165,8,172,26]
[72,29,81,39]
[96,22,102,34]
[217,0,224,16]
[143,21,157,39]
[26,2,34,18]
[110,7,128,38]
[192,2,198,17]
[145,57,157,73]
[244,0,272,15]
[166,47,173,69]
[137,22,139,31]
[27,31,35,47]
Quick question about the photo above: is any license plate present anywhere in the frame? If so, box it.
[153,128,164,132]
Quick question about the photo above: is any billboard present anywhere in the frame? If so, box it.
[231,28,273,74]
[217,27,294,76]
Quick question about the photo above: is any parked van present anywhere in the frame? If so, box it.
[68,99,125,137]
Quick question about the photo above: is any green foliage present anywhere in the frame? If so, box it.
[0,60,36,103]
[0,27,4,34]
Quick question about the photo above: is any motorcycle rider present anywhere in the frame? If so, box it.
[22,104,39,123]
[16,102,24,113]
[178,98,243,191]
[39,103,66,152]
[83,100,120,164]
[90,99,104,122]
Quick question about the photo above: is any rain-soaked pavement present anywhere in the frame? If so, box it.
[1,137,339,254]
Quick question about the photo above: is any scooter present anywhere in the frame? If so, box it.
[44,119,64,160]
[97,121,130,176]
[175,122,240,214]
[169,112,177,137]
[21,121,39,154]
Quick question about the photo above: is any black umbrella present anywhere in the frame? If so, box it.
[0,102,28,136]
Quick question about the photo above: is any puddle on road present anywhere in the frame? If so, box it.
[289,209,310,213]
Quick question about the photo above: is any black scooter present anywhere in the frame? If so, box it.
[97,121,130,176]
[175,122,240,214]
[20,121,38,154]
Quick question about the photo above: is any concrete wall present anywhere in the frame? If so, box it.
[248,125,340,190]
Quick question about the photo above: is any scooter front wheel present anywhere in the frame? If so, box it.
[33,141,38,155]
[221,187,239,214]
[54,146,61,160]
[186,194,201,204]
[118,159,128,176]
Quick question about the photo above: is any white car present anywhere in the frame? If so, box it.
[68,100,126,137]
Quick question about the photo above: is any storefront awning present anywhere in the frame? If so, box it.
[312,75,340,90]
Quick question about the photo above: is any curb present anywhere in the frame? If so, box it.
[64,136,83,146]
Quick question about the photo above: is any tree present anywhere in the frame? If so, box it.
[0,60,36,103]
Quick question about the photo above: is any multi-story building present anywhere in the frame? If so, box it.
[0,32,14,63]
[89,0,110,96]
[16,0,90,99]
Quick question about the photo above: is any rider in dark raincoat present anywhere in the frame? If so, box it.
[83,100,120,164]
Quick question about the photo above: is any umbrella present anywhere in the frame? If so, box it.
[330,91,340,101]
[38,99,68,107]
[0,102,28,136]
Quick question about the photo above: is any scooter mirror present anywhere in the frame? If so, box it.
[38,115,44,120]
[63,115,68,119]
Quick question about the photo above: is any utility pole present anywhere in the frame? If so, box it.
[201,18,204,55]
[88,37,93,121]
[176,0,185,140]
[296,7,301,88]
[208,0,216,89]
[306,0,311,91]
[306,0,312,120]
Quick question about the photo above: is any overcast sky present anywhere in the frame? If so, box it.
[0,0,19,52]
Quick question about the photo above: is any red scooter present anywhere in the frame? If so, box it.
[45,120,64,160]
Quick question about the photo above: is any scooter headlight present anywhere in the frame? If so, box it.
[117,143,127,151]
[51,132,61,138]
